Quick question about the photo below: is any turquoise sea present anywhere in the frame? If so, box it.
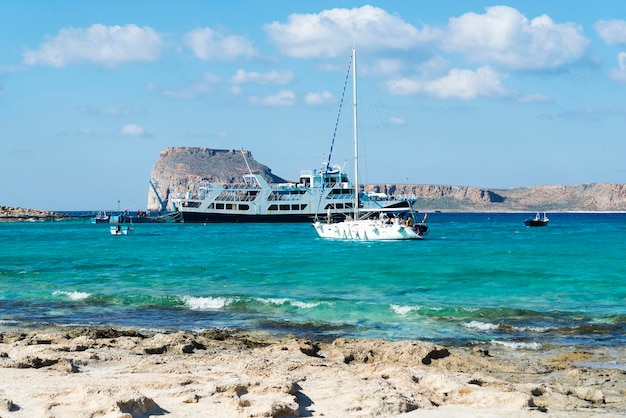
[1,213,625,356]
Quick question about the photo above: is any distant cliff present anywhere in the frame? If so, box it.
[147,147,626,212]
[362,183,626,212]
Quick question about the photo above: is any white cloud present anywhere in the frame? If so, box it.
[609,52,626,82]
[231,69,294,84]
[389,116,406,126]
[202,72,223,83]
[304,91,334,105]
[365,58,405,76]
[594,20,626,45]
[160,72,222,100]
[229,85,243,95]
[264,5,430,58]
[184,28,257,61]
[440,6,589,70]
[23,24,164,67]
[120,124,145,136]
[249,90,296,106]
[516,93,553,103]
[162,83,212,99]
[385,66,510,100]
[0,64,22,74]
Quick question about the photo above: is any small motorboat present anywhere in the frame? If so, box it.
[524,212,549,227]
[110,223,133,235]
[91,211,110,224]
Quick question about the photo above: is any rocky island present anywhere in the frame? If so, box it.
[147,147,626,213]
[0,206,67,222]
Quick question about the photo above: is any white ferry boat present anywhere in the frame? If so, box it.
[170,164,415,223]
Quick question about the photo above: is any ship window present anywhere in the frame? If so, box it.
[329,188,352,195]
[291,204,300,210]
[279,204,289,210]
[216,203,224,210]
[300,204,307,210]
[268,204,278,211]
[226,204,235,210]
[239,204,249,211]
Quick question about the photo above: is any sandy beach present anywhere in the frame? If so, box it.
[0,328,623,417]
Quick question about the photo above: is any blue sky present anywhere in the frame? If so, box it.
[2,1,626,211]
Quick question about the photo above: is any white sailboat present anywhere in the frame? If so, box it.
[312,48,428,241]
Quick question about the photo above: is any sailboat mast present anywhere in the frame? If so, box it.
[352,48,359,220]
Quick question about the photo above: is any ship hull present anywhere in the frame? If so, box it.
[180,212,318,223]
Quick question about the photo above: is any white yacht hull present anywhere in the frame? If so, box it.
[110,225,132,235]
[312,219,425,241]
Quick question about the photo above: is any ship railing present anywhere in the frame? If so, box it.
[393,194,417,201]
[325,194,353,200]
[268,194,304,202]
[216,191,258,202]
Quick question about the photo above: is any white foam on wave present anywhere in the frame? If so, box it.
[464,321,553,333]
[258,297,289,305]
[515,325,553,333]
[291,300,330,309]
[53,290,91,300]
[463,320,500,331]
[390,304,417,315]
[491,340,542,350]
[255,297,329,309]
[182,296,232,310]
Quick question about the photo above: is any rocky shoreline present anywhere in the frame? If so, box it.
[0,206,68,222]
[0,327,624,417]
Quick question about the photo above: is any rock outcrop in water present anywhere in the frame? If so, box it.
[147,147,626,212]
[0,206,66,222]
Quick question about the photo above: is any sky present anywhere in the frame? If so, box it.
[2,1,626,211]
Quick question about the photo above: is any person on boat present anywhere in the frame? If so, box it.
[406,216,413,227]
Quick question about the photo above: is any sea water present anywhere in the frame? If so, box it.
[1,213,625,356]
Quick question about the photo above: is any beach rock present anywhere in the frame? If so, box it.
[10,355,77,372]
[421,347,451,365]
[325,338,451,366]
[297,339,321,357]
[116,391,163,416]
[572,386,606,403]
[0,332,27,344]
[0,329,624,417]
[0,398,15,412]
[67,327,145,340]
[138,332,209,355]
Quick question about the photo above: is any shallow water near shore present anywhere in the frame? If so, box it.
[1,213,625,358]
